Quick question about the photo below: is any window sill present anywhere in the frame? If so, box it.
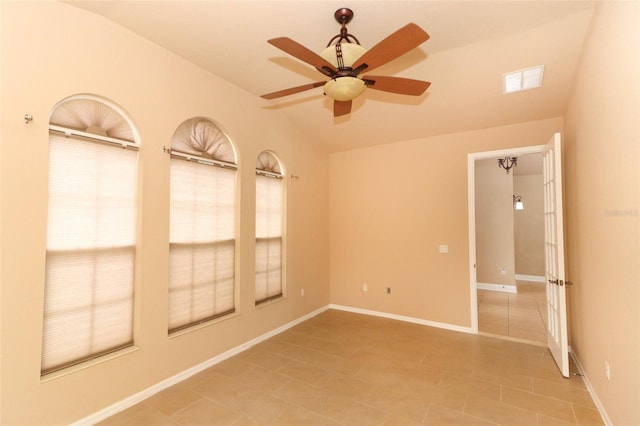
[168,311,241,339]
[41,345,140,383]
[255,295,286,309]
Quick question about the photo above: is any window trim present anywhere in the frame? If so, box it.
[254,151,285,306]
[42,95,140,376]
[167,117,239,334]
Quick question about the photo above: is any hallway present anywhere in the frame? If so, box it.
[478,280,548,344]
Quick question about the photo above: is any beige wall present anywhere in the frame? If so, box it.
[0,2,329,424]
[514,174,545,276]
[329,117,563,327]
[564,1,640,424]
[475,158,516,286]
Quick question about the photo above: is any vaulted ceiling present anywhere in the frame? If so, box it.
[65,1,595,152]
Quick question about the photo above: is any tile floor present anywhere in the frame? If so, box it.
[99,309,603,425]
[478,281,548,344]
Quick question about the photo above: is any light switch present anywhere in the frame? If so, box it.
[439,245,449,254]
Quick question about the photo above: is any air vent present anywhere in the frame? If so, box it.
[503,65,544,94]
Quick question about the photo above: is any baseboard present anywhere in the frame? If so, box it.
[515,274,546,283]
[569,347,612,426]
[329,304,474,335]
[72,305,330,426]
[477,282,518,293]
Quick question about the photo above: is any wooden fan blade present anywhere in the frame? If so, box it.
[364,75,431,96]
[351,23,429,75]
[334,100,352,117]
[261,81,326,99]
[268,37,338,77]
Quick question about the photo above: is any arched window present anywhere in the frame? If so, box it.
[168,117,237,333]
[255,151,284,304]
[43,95,139,374]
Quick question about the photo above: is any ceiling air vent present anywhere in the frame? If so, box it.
[503,65,544,94]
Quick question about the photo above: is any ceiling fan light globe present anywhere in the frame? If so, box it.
[324,77,366,101]
[320,42,367,68]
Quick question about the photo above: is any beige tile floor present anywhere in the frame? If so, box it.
[478,281,548,344]
[99,309,603,425]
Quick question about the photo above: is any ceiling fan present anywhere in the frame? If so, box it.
[261,8,431,117]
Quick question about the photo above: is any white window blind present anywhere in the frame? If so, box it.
[255,152,283,304]
[168,118,237,333]
[43,131,138,374]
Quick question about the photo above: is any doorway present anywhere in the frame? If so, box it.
[467,145,547,342]
[469,134,570,375]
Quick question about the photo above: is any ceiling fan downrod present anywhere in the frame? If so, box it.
[326,8,360,46]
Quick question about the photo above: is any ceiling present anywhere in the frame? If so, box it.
[65,1,595,153]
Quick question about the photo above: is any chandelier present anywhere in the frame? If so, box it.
[498,156,518,174]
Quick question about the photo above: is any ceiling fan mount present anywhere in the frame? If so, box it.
[261,7,431,117]
[334,7,354,25]
[327,8,359,46]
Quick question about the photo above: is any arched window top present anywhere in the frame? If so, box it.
[256,151,283,176]
[171,117,236,164]
[49,95,137,143]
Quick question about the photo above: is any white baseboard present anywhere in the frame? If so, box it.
[515,274,546,283]
[477,282,518,293]
[569,347,612,426]
[329,304,474,335]
[72,305,330,426]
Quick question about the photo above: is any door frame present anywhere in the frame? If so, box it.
[467,144,545,333]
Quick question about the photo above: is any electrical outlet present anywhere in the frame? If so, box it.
[363,283,368,292]
[300,288,305,297]
[605,361,610,380]
[501,268,506,275]
[386,287,391,294]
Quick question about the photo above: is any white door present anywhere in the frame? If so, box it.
[543,133,570,377]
